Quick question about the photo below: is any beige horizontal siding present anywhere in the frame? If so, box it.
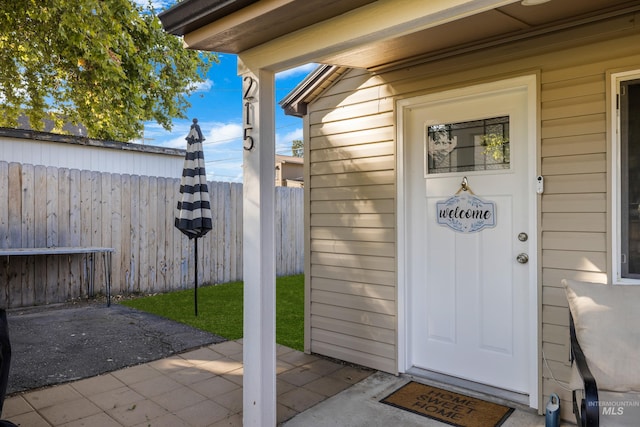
[313,316,395,345]
[543,323,568,345]
[310,213,395,228]
[310,240,394,257]
[311,302,394,330]
[310,184,395,201]
[533,18,640,416]
[541,93,605,121]
[310,226,394,243]
[543,286,568,308]
[542,154,606,175]
[542,173,606,194]
[309,98,395,125]
[312,329,395,359]
[310,112,393,138]
[312,265,395,287]
[540,74,604,102]
[542,268,607,289]
[310,127,394,150]
[543,249,607,272]
[542,232,605,251]
[543,305,570,327]
[541,133,606,157]
[310,169,394,188]
[305,10,640,413]
[311,341,396,373]
[311,140,394,161]
[306,66,397,372]
[312,290,395,316]
[542,213,606,232]
[311,199,395,214]
[310,155,394,175]
[542,114,606,140]
[310,252,395,271]
[313,277,395,300]
[542,193,605,213]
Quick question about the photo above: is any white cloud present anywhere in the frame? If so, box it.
[138,121,191,148]
[276,127,303,155]
[141,119,245,182]
[142,119,303,182]
[277,128,303,145]
[132,0,172,12]
[207,158,244,182]
[141,120,242,148]
[205,122,243,145]
[188,78,214,93]
[276,63,317,80]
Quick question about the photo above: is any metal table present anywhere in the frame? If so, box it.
[0,247,115,306]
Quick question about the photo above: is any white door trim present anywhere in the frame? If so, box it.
[396,74,539,409]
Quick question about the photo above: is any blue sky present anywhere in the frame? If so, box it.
[136,2,312,182]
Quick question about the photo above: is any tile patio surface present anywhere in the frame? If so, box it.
[3,339,373,426]
[4,338,559,426]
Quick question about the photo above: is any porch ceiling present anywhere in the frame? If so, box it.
[160,0,639,72]
[159,0,378,54]
[329,0,640,70]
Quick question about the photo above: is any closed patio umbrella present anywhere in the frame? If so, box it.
[175,118,212,316]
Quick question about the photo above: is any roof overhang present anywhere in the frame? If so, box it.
[159,0,378,58]
[279,65,348,117]
[158,0,260,37]
[159,0,640,73]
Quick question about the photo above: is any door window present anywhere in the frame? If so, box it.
[426,116,510,174]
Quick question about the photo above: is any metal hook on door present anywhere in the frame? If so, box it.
[461,176,468,192]
[456,176,475,195]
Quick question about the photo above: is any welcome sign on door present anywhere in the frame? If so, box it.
[436,192,496,233]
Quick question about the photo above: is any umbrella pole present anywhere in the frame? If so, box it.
[194,238,198,317]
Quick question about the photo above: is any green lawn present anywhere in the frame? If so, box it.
[120,274,304,351]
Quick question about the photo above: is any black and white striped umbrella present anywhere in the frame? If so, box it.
[175,118,212,316]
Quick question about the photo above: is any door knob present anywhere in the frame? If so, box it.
[516,253,529,264]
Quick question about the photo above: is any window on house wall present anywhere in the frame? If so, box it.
[620,77,640,279]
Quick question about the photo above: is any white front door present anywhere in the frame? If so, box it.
[403,80,534,395]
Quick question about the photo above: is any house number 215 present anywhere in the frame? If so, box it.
[243,76,257,151]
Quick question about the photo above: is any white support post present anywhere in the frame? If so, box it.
[239,62,276,426]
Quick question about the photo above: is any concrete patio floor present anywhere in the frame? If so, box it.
[3,339,372,426]
[3,339,561,426]
[283,372,566,427]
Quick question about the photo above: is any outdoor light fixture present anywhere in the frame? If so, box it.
[521,0,551,5]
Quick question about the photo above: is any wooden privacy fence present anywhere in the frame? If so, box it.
[0,161,304,308]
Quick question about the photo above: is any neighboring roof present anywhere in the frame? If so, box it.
[0,127,185,157]
[280,65,348,118]
[275,154,303,165]
[16,114,88,137]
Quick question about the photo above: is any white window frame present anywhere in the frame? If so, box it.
[611,69,640,285]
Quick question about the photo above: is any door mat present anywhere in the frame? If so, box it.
[380,382,514,427]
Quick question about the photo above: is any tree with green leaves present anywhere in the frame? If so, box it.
[0,0,216,141]
[291,139,303,157]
